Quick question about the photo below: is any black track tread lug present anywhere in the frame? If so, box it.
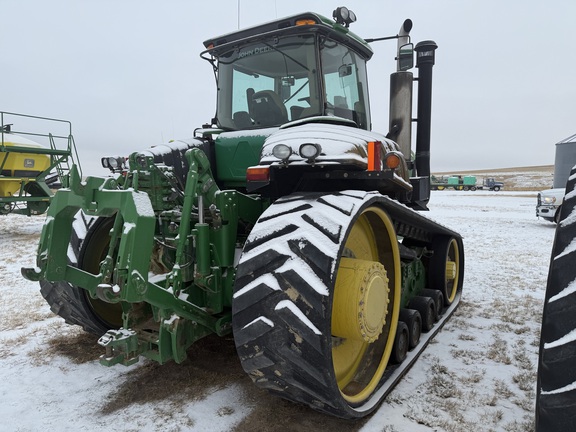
[286,238,333,285]
[240,224,299,254]
[536,166,576,431]
[274,302,323,354]
[257,203,313,223]
[275,343,329,387]
[301,213,341,243]
[231,281,281,316]
[39,213,112,335]
[234,248,290,287]
[276,269,326,314]
[233,316,275,347]
[239,350,276,371]
[317,194,358,216]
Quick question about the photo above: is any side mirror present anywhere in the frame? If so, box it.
[398,43,414,71]
[338,64,353,77]
[281,76,295,100]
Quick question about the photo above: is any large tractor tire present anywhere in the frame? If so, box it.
[536,168,576,431]
[39,213,123,335]
[232,191,402,418]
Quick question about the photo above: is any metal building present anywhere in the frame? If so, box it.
[554,133,576,188]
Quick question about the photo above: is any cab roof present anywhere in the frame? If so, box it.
[203,11,373,60]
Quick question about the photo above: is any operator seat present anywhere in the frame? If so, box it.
[250,90,288,127]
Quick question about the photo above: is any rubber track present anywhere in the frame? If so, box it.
[536,167,576,431]
[232,191,464,418]
[39,212,113,335]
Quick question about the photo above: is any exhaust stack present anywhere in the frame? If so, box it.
[388,19,414,160]
[414,40,438,179]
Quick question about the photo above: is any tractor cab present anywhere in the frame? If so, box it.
[203,11,373,131]
[201,10,384,191]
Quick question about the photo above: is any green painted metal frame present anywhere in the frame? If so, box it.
[24,147,264,365]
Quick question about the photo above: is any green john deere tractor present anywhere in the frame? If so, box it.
[23,7,464,418]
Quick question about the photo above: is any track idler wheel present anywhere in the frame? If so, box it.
[429,236,461,306]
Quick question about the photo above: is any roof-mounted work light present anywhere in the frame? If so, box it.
[101,156,126,171]
[333,7,356,27]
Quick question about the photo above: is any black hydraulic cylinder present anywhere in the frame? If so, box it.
[414,41,438,180]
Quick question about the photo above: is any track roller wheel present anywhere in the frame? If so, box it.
[408,296,435,332]
[399,308,422,349]
[391,321,409,364]
[421,288,444,319]
[429,236,462,306]
[232,192,401,418]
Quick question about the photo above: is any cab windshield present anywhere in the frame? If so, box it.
[214,34,370,130]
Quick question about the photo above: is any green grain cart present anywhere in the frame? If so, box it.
[23,8,464,418]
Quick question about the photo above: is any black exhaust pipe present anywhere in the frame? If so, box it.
[414,40,438,181]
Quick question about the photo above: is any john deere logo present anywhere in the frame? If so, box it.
[24,159,35,168]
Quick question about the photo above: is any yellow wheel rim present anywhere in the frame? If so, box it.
[444,238,460,303]
[331,206,401,405]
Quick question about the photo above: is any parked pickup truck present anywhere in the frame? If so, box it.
[476,177,504,191]
[536,188,565,223]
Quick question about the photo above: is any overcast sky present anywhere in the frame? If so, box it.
[2,0,575,175]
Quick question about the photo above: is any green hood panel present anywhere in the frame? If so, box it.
[215,129,276,187]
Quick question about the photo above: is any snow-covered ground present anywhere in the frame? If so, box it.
[0,190,553,431]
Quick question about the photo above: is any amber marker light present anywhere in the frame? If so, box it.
[246,166,270,182]
[367,141,382,171]
[296,19,317,26]
[384,152,402,170]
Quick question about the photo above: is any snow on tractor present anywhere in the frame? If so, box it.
[0,111,80,215]
[22,8,464,418]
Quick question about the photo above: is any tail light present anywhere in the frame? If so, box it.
[246,166,270,182]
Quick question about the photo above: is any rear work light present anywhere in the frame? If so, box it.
[299,143,322,161]
[101,156,126,170]
[246,166,270,182]
[272,144,292,162]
